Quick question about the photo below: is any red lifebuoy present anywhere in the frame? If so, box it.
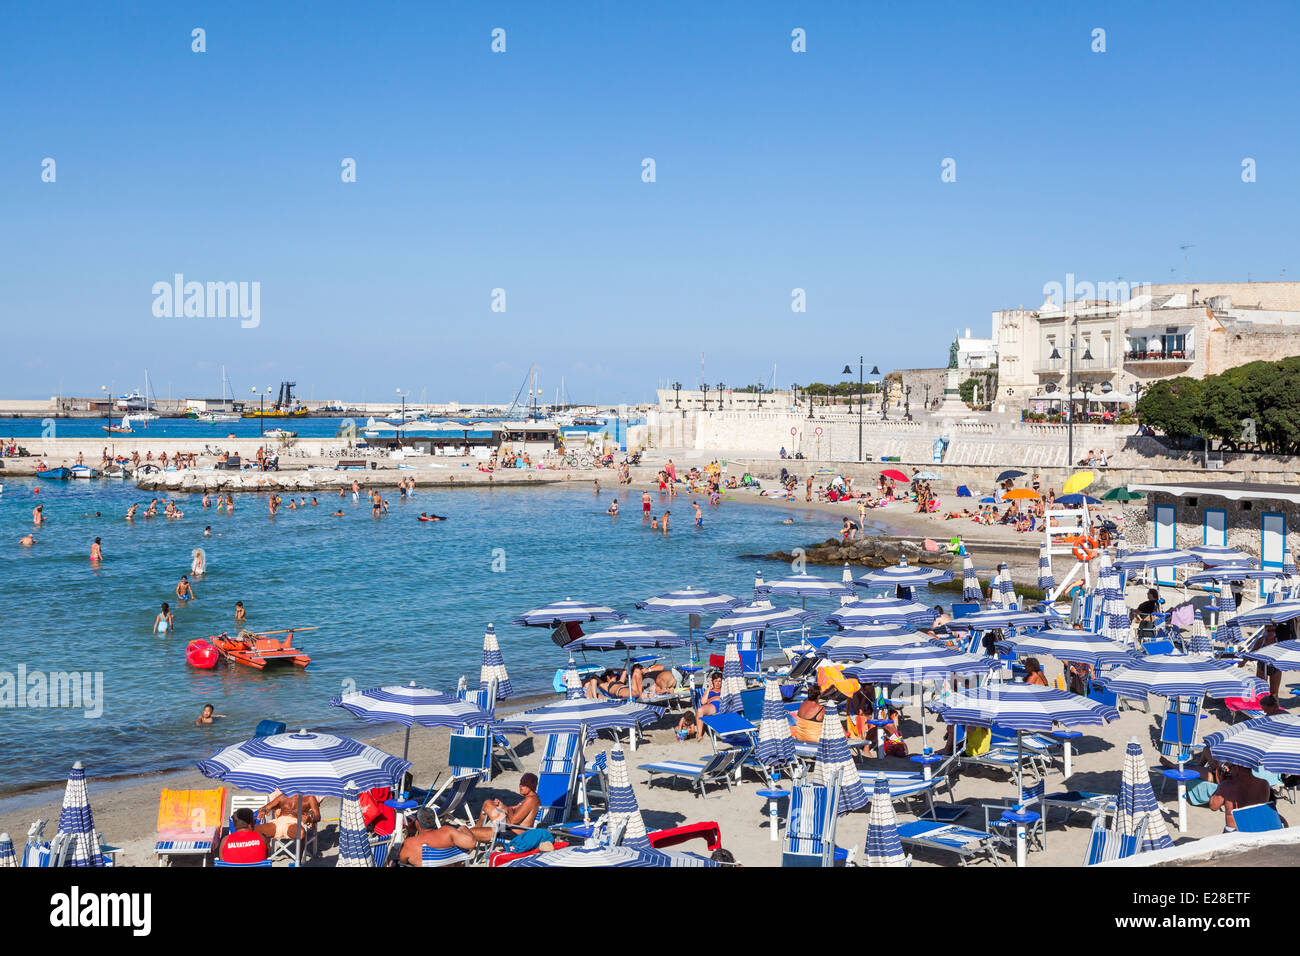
[1071,534,1098,562]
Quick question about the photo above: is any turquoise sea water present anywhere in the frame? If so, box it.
[0,478,843,789]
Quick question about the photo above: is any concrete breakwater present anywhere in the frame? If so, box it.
[131,467,595,493]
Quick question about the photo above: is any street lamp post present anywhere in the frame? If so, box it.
[672,381,682,409]
[1049,328,1093,468]
[717,382,725,409]
[756,383,763,409]
[904,385,912,421]
[923,384,931,411]
[701,382,710,412]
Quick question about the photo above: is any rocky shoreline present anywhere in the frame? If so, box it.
[740,535,956,569]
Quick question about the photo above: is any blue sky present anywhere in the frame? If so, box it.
[2,1,1297,404]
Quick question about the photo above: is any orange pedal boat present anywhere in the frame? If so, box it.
[209,629,311,670]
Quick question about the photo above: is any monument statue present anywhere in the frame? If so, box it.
[948,338,960,369]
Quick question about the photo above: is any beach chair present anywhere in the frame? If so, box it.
[638,746,752,798]
[982,779,1047,855]
[990,726,1063,762]
[227,793,318,864]
[421,844,470,867]
[21,821,66,868]
[1152,702,1199,795]
[154,787,227,867]
[415,772,482,829]
[459,687,524,775]
[579,750,608,818]
[701,712,798,787]
[1083,817,1147,865]
[897,819,1000,866]
[859,765,967,823]
[782,777,854,867]
[1041,789,1116,826]
[410,727,491,822]
[1230,803,1286,833]
[213,859,274,867]
[535,733,584,828]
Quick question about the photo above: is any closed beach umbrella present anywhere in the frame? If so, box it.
[719,638,746,714]
[1204,713,1300,774]
[1116,737,1174,852]
[704,601,816,639]
[1214,592,1243,646]
[330,682,493,760]
[1242,639,1300,672]
[826,598,937,629]
[604,749,652,850]
[756,572,855,601]
[0,833,13,868]
[820,625,929,662]
[1283,545,1298,593]
[479,624,513,700]
[755,678,796,769]
[1187,545,1251,567]
[855,557,953,591]
[1114,532,1129,562]
[1062,470,1094,496]
[1186,619,1213,655]
[962,554,981,602]
[864,774,906,867]
[55,761,103,867]
[336,782,373,868]
[1101,569,1132,646]
[1097,656,1267,703]
[1037,543,1055,595]
[812,702,868,813]
[562,659,584,699]
[996,628,1136,668]
[994,562,1016,606]
[840,563,856,606]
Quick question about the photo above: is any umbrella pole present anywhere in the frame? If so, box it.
[402,725,411,763]
[578,724,591,823]
[295,800,303,868]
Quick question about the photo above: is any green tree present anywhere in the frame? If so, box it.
[1135,377,1204,441]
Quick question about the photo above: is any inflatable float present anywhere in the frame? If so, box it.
[185,639,220,669]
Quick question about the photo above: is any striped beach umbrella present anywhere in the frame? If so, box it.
[1097,656,1267,703]
[826,598,938,629]
[754,678,796,769]
[492,698,659,737]
[719,638,746,714]
[636,587,743,615]
[1213,592,1243,646]
[479,624,513,700]
[1114,532,1129,562]
[198,731,411,798]
[55,762,104,867]
[1116,737,1173,852]
[1037,543,1056,595]
[1102,569,1133,646]
[704,601,816,639]
[864,774,906,867]
[812,702,868,813]
[0,833,13,868]
[962,553,982,602]
[562,659,585,699]
[757,572,855,602]
[1186,620,1213,655]
[1241,639,1300,672]
[1282,544,1298,595]
[955,608,1057,632]
[511,598,621,628]
[841,563,857,606]
[995,563,1016,607]
[995,628,1137,668]
[1205,714,1300,774]
[820,625,929,662]
[855,557,954,591]
[330,682,493,760]
[336,782,373,867]
[1114,548,1198,572]
[1227,600,1300,628]
[1187,545,1251,567]
[604,749,652,850]
[508,844,717,867]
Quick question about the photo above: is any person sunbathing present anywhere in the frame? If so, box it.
[696,672,725,720]
[397,806,476,865]
[256,791,321,843]
[793,684,826,742]
[461,774,542,845]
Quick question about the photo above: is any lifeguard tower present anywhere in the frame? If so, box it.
[1043,501,1097,602]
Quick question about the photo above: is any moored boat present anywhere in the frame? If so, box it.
[209,629,311,669]
[69,465,100,479]
[36,467,72,480]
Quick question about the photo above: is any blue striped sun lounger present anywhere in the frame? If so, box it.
[1083,818,1147,865]
[897,820,1000,866]
[638,747,750,798]
[421,845,470,867]
[857,767,967,822]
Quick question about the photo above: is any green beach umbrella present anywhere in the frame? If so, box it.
[1101,487,1145,502]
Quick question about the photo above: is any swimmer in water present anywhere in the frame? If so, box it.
[191,548,206,576]
[311,497,318,507]
[651,516,659,531]
[339,488,346,498]
[19,533,35,546]
[176,575,196,600]
[203,525,211,537]
[781,517,794,524]
[641,491,651,516]
[195,703,227,726]
[90,537,103,562]
[153,602,174,634]
[594,479,600,495]
[607,500,619,516]
[692,501,703,528]
[661,510,671,532]
[202,492,211,508]
[234,600,246,624]
[126,503,138,520]
[331,510,345,516]
[32,504,43,526]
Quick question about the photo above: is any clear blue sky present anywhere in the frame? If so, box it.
[2,1,1297,404]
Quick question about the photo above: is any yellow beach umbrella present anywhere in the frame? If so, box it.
[1063,470,1094,495]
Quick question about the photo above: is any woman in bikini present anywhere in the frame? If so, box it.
[793,684,826,742]
[696,672,725,720]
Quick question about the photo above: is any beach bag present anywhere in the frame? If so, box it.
[963,726,991,757]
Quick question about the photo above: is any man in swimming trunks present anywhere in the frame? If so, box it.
[464,774,541,845]
[18,533,35,546]
[256,791,321,845]
[176,575,196,600]
[692,501,703,528]
[661,510,670,532]
[642,491,652,515]
[32,504,43,526]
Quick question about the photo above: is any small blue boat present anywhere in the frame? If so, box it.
[37,467,72,480]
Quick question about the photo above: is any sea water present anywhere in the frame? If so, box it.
[0,477,850,788]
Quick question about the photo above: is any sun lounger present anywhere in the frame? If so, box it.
[228,793,319,864]
[459,687,525,773]
[956,743,1050,781]
[22,821,66,868]
[1083,817,1147,865]
[647,821,722,853]
[897,820,1001,866]
[421,845,470,867]
[783,778,854,867]
[982,779,1047,855]
[1231,803,1285,833]
[1041,789,1116,825]
[154,787,227,867]
[535,733,584,828]
[213,859,274,867]
[639,746,752,798]
[857,765,967,822]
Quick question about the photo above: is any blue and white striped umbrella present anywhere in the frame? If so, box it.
[1116,737,1173,852]
[480,624,513,700]
[719,638,746,714]
[1227,601,1300,628]
[1213,592,1243,645]
[845,644,999,683]
[1283,545,1299,590]
[1101,568,1132,645]
[1114,548,1198,572]
[566,622,687,651]
[840,563,857,605]
[508,844,717,867]
[1097,656,1267,702]
[1037,543,1056,595]
[855,557,954,590]
[604,749,652,850]
[55,761,104,867]
[995,563,1016,607]
[336,781,373,868]
[330,682,493,760]
[1205,714,1300,774]
[635,587,743,615]
[754,678,795,768]
[996,628,1137,668]
[812,702,868,813]
[1186,621,1213,655]
[493,698,659,736]
[562,659,585,700]
[756,572,855,600]
[954,608,1057,632]
[864,774,906,867]
[826,598,938,629]
[0,833,13,868]
[820,625,930,662]
[197,730,411,796]
[1187,545,1251,567]
[926,682,1119,733]
[962,554,982,602]
[1184,567,1283,586]
[1241,639,1300,672]
[511,598,622,627]
[1114,533,1129,562]
[704,601,816,639]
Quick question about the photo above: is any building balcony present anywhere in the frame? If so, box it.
[1033,356,1114,375]
[1123,350,1194,366]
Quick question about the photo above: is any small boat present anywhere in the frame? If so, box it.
[185,639,220,669]
[197,411,240,424]
[264,428,298,439]
[69,465,100,479]
[36,467,72,480]
[102,465,131,479]
[209,629,311,669]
